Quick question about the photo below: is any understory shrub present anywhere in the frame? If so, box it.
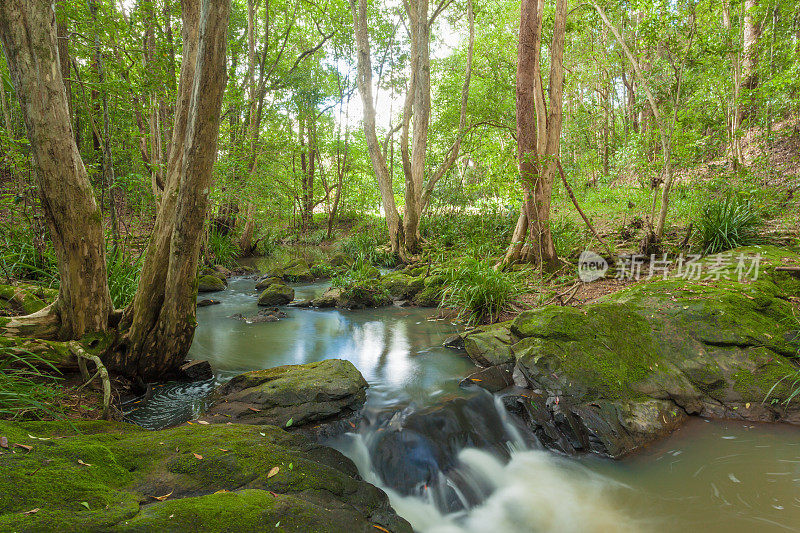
[440,257,530,324]
[696,194,762,254]
[207,229,238,267]
[106,246,142,308]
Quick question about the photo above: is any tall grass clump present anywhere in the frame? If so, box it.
[106,246,142,308]
[440,258,529,324]
[550,217,586,258]
[339,226,397,267]
[207,229,238,267]
[0,347,64,420]
[697,194,762,254]
[0,222,58,285]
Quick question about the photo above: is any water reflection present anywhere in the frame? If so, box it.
[125,276,475,428]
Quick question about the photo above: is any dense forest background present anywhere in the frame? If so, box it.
[1,0,798,306]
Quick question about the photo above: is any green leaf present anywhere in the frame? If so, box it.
[285,418,293,428]
[80,502,90,510]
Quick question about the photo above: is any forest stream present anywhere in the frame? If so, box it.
[124,276,800,533]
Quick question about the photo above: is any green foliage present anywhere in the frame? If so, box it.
[440,257,530,324]
[550,217,585,259]
[105,246,142,308]
[206,230,238,268]
[338,224,397,267]
[696,194,762,254]
[0,347,63,420]
[330,253,389,301]
[420,210,515,257]
[0,220,58,286]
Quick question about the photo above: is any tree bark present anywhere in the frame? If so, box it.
[500,0,564,272]
[115,0,230,381]
[350,0,403,254]
[0,0,113,340]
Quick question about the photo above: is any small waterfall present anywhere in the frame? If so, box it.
[330,389,651,533]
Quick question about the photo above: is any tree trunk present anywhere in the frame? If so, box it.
[500,0,564,272]
[114,0,230,381]
[0,0,113,340]
[351,0,403,254]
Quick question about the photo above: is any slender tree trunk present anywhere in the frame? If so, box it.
[0,0,113,340]
[115,0,230,381]
[742,0,760,118]
[351,0,403,254]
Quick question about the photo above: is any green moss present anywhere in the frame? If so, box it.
[0,421,410,533]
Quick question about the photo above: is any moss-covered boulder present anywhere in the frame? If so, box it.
[283,260,314,282]
[465,246,800,457]
[257,283,294,306]
[412,274,444,307]
[198,275,226,293]
[254,276,283,291]
[311,288,342,308]
[0,420,410,533]
[381,272,425,300]
[203,359,368,428]
[463,322,517,366]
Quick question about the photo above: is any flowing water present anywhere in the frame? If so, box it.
[125,276,800,533]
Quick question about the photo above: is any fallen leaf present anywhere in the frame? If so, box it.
[288,463,293,470]
[80,502,90,510]
[77,459,92,467]
[259,432,265,437]
[471,378,482,382]
[745,402,751,409]
[28,434,50,441]
[197,420,209,425]
[268,491,279,497]
[14,444,32,452]
[285,418,293,428]
[247,407,261,413]
[218,448,229,452]
[151,490,174,501]
[267,466,280,478]
[23,508,40,515]
[373,525,391,533]
[349,421,356,428]
[192,453,203,460]
[214,489,229,494]
[0,436,8,449]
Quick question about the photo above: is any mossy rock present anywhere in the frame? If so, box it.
[204,359,368,427]
[283,260,314,282]
[381,273,424,300]
[413,275,445,307]
[329,252,350,268]
[312,288,342,308]
[463,321,517,367]
[198,275,226,293]
[255,276,283,291]
[0,420,411,533]
[258,284,294,306]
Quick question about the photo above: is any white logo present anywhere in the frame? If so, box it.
[578,251,608,282]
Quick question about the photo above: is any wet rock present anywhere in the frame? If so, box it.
[232,308,288,323]
[204,359,369,428]
[460,364,515,393]
[212,264,232,278]
[257,283,294,306]
[442,333,464,349]
[197,298,220,307]
[0,420,411,533]
[198,274,226,293]
[471,246,800,457]
[178,360,213,381]
[288,299,313,308]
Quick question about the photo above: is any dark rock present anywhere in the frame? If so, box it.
[257,283,294,306]
[203,359,369,428]
[442,333,464,349]
[288,299,313,308]
[460,364,515,393]
[178,360,213,381]
[470,246,800,457]
[312,287,342,308]
[232,308,288,323]
[197,298,220,307]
